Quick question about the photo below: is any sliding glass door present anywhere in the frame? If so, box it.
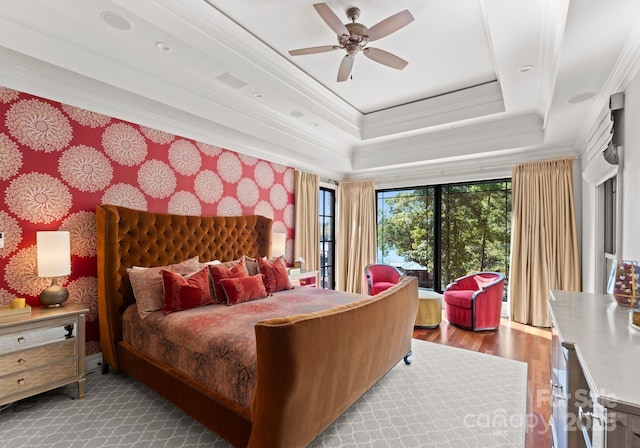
[377,188,435,288]
[377,180,511,294]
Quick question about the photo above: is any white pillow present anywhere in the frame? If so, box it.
[127,256,200,319]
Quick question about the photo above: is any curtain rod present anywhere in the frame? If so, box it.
[320,177,338,185]
[520,155,578,165]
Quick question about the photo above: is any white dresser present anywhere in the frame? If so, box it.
[549,290,640,448]
[0,303,87,406]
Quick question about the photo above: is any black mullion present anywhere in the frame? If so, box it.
[434,186,442,293]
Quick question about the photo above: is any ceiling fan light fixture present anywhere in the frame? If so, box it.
[345,43,360,56]
[289,3,414,82]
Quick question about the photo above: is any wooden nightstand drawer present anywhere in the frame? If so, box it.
[0,324,70,353]
[0,338,77,375]
[0,357,77,398]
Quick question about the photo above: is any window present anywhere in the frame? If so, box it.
[603,176,617,292]
[440,182,511,290]
[377,188,435,289]
[319,187,335,289]
[377,180,511,295]
[603,176,616,255]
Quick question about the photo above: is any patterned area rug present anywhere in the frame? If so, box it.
[0,340,527,447]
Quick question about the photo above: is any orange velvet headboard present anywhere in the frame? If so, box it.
[96,204,272,369]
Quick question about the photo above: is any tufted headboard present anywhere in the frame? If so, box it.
[96,204,272,369]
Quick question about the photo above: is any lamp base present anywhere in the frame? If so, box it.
[39,278,69,307]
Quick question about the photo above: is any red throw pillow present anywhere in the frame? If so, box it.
[220,274,268,306]
[162,268,213,315]
[208,260,248,304]
[258,256,292,294]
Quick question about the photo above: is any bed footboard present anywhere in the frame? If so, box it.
[249,276,418,448]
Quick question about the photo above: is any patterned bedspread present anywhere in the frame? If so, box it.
[122,286,363,411]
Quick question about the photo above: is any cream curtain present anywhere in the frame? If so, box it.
[336,180,377,294]
[509,159,581,327]
[294,170,319,271]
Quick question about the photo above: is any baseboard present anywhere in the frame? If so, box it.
[85,352,103,374]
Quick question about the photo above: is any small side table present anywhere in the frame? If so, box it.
[0,303,87,406]
[289,270,320,288]
[415,290,442,329]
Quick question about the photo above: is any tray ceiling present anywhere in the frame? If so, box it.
[0,0,639,184]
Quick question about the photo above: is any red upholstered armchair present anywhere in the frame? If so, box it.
[443,272,505,331]
[365,263,403,295]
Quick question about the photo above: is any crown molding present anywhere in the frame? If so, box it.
[149,0,363,136]
[352,144,578,189]
[352,113,543,171]
[361,81,504,140]
[0,46,350,180]
[537,0,570,127]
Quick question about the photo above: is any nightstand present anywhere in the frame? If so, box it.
[0,303,87,406]
[289,270,320,288]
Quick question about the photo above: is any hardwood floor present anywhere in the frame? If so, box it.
[413,316,552,448]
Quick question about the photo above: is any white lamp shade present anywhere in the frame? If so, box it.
[271,232,286,258]
[37,231,71,277]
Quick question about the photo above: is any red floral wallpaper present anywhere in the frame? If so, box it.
[0,86,295,355]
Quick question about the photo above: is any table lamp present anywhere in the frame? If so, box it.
[271,232,286,259]
[36,231,71,307]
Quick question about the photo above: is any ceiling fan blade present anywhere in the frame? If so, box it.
[363,47,408,70]
[313,3,349,37]
[337,55,354,82]
[365,10,414,42]
[289,45,339,56]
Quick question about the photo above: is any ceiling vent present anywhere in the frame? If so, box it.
[215,72,248,90]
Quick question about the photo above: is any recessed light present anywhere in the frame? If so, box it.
[568,92,596,104]
[100,11,132,30]
[310,122,319,127]
[290,111,304,118]
[519,65,533,73]
[252,92,263,99]
[155,42,171,51]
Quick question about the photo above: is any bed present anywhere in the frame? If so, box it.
[96,204,419,447]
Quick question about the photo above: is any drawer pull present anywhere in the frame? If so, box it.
[17,378,25,386]
[17,337,25,344]
[17,358,26,365]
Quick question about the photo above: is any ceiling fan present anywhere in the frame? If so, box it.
[288,3,414,82]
